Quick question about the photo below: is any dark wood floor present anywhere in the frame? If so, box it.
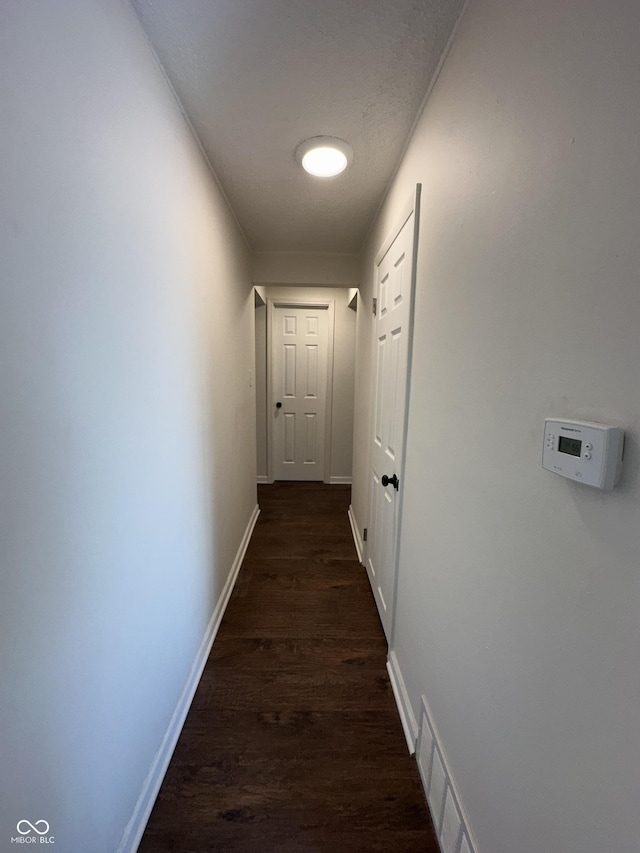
[139,482,438,852]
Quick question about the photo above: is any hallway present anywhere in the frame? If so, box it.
[139,483,438,852]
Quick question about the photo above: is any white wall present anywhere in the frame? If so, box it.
[0,2,256,850]
[352,1,640,851]
[256,287,356,482]
[253,252,359,286]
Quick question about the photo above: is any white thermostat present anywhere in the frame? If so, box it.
[542,419,624,489]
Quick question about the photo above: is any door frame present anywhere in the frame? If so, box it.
[266,298,336,484]
[365,185,421,642]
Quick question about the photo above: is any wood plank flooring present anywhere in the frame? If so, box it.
[139,482,438,852]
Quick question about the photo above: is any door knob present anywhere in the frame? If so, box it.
[276,401,282,408]
[381,474,399,490]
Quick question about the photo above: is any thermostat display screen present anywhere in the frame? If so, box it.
[558,436,582,457]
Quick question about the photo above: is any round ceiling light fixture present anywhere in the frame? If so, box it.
[296,136,353,177]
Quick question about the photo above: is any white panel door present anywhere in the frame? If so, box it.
[271,304,329,481]
[367,192,419,639]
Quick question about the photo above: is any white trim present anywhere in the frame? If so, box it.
[374,190,418,266]
[330,476,352,485]
[256,475,269,484]
[322,304,336,485]
[417,693,480,853]
[116,504,260,853]
[272,301,330,309]
[386,650,419,754]
[348,504,364,564]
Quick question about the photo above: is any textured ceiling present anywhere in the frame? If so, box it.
[131,0,464,254]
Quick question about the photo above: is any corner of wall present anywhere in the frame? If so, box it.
[117,504,260,853]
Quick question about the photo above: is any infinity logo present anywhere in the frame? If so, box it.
[17,820,50,836]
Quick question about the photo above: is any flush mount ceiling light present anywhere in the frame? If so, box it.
[296,136,353,177]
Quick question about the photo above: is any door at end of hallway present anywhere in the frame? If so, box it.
[268,301,334,482]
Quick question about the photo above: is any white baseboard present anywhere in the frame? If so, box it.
[416,693,479,853]
[386,650,419,754]
[348,504,364,564]
[116,503,260,853]
[258,475,350,485]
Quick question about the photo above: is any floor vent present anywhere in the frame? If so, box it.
[416,696,478,853]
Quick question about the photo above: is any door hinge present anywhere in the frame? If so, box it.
[372,297,377,316]
[363,527,368,542]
